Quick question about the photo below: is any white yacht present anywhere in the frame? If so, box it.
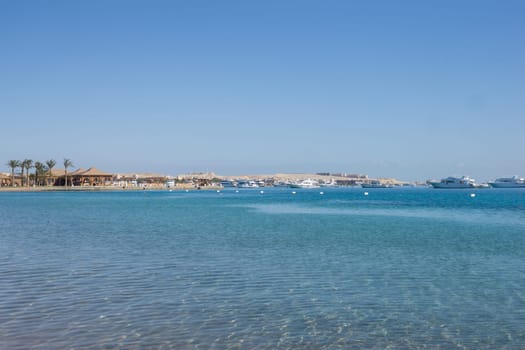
[429,176,477,189]
[237,180,259,188]
[290,179,320,189]
[488,176,525,188]
[320,179,338,187]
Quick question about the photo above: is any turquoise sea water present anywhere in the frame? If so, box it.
[1,188,525,349]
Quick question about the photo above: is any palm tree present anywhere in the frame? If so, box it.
[21,159,33,187]
[46,159,56,186]
[34,162,46,186]
[19,161,25,186]
[6,160,20,187]
[63,158,73,187]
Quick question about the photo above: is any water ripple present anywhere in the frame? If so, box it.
[1,190,525,349]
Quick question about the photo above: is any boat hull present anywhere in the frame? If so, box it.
[429,182,475,189]
[361,184,391,188]
[289,184,320,189]
[429,176,477,189]
[489,183,525,188]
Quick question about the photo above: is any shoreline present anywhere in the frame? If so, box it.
[0,184,222,193]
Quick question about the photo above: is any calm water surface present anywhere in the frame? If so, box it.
[1,188,525,349]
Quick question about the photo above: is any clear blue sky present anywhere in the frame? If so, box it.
[1,0,523,181]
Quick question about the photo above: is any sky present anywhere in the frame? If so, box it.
[1,0,524,181]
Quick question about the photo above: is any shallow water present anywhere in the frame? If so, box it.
[1,188,524,349]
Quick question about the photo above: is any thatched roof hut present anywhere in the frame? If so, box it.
[69,167,113,186]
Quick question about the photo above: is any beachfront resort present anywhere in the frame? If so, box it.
[2,158,411,190]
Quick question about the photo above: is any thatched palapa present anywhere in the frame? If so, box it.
[69,167,113,186]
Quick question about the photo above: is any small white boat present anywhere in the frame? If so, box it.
[488,176,525,188]
[237,180,259,188]
[290,179,320,189]
[429,176,477,189]
[320,179,338,187]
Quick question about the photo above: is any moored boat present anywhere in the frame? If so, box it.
[290,179,320,189]
[237,180,259,188]
[429,176,477,189]
[220,180,237,188]
[320,179,338,187]
[361,181,392,188]
[488,176,525,188]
